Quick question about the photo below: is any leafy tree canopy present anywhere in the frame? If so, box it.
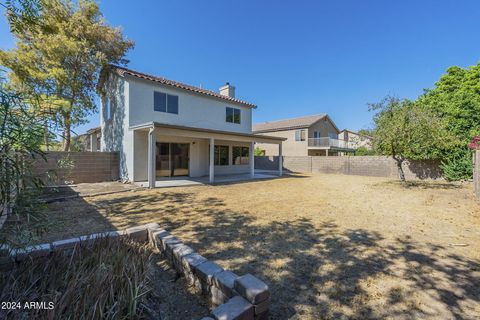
[370,96,457,181]
[0,0,134,150]
[417,63,480,180]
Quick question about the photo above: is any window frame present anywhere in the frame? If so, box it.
[226,107,241,124]
[232,146,249,165]
[295,129,306,141]
[214,145,229,166]
[154,91,179,114]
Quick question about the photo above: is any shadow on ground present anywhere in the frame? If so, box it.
[85,191,480,320]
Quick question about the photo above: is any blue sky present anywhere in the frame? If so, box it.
[1,0,480,135]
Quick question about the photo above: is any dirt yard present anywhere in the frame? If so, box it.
[8,174,480,319]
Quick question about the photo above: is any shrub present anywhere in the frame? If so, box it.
[0,237,152,319]
[354,147,376,156]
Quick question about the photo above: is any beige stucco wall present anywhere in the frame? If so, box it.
[340,131,373,149]
[308,118,338,139]
[255,118,339,156]
[256,130,307,156]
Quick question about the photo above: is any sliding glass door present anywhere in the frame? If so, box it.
[156,143,189,177]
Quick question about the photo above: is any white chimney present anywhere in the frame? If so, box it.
[219,82,235,98]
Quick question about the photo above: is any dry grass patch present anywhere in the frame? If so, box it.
[4,173,480,319]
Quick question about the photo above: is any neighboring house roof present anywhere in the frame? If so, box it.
[253,114,340,133]
[109,65,257,109]
[340,129,373,140]
[86,126,101,134]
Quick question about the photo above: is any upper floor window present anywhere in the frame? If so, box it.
[154,91,179,114]
[328,132,338,139]
[295,129,306,141]
[313,131,321,138]
[226,107,240,124]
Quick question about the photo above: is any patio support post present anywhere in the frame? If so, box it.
[209,138,215,183]
[89,134,95,152]
[148,126,156,188]
[278,142,283,176]
[326,149,329,157]
[250,141,255,178]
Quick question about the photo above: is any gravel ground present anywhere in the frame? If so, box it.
[4,173,480,319]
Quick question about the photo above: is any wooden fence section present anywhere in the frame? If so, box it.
[32,151,119,184]
[255,156,442,180]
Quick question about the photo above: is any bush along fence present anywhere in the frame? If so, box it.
[475,150,480,199]
[0,223,271,320]
[255,155,442,180]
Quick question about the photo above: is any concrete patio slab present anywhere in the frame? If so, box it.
[134,172,280,188]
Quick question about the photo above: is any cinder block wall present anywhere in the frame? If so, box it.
[475,151,480,199]
[32,151,119,184]
[255,156,442,180]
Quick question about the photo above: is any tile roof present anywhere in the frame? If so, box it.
[253,114,327,133]
[109,65,256,108]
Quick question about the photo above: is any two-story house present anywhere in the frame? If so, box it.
[253,114,355,156]
[99,65,284,187]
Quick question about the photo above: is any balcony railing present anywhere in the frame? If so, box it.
[308,137,356,149]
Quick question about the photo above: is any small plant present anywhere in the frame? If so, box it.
[468,136,480,150]
[0,237,152,320]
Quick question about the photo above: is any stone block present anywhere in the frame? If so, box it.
[211,296,254,320]
[152,229,170,251]
[234,274,270,304]
[195,261,224,285]
[253,297,270,315]
[164,237,183,260]
[254,310,269,320]
[182,252,207,273]
[211,285,229,306]
[173,244,194,259]
[125,226,148,242]
[161,234,181,252]
[213,271,239,298]
[145,223,162,245]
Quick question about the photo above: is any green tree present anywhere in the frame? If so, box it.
[254,147,265,156]
[418,63,480,180]
[0,0,134,151]
[0,74,45,203]
[370,96,457,182]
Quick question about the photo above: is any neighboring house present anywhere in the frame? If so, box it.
[253,114,355,156]
[72,126,101,152]
[99,65,284,187]
[338,129,373,150]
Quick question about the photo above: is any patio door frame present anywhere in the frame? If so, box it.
[156,142,190,177]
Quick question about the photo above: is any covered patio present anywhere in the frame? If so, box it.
[130,122,285,188]
[134,172,279,188]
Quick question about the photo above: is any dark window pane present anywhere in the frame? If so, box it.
[226,107,233,123]
[167,94,178,114]
[241,147,249,164]
[232,146,241,165]
[232,146,249,165]
[154,91,167,112]
[214,145,229,166]
[234,108,241,124]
